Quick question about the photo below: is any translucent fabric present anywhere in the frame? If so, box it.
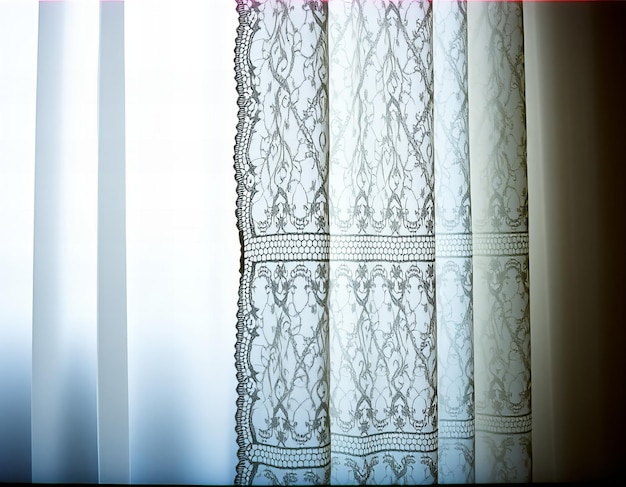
[234,1,530,484]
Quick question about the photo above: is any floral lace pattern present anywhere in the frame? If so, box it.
[235,1,530,484]
[235,2,331,484]
[467,2,531,482]
[328,0,434,237]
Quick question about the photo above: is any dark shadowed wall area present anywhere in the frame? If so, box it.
[525,1,626,482]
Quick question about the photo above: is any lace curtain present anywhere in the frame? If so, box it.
[234,0,530,484]
[0,0,529,484]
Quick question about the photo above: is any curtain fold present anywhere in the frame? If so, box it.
[234,0,530,484]
[467,3,531,482]
[433,1,474,483]
[31,1,100,481]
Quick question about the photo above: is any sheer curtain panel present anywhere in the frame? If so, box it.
[0,0,238,484]
[234,0,530,484]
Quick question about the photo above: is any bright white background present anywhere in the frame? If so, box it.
[125,0,239,483]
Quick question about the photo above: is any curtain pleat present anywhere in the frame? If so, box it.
[234,1,331,483]
[234,0,530,484]
[433,1,474,483]
[97,1,129,482]
[467,2,531,481]
[32,1,100,482]
[327,1,437,483]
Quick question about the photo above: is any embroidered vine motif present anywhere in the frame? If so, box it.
[235,1,530,484]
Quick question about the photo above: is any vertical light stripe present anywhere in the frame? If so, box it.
[522,4,555,481]
[0,0,38,482]
[97,0,129,483]
[31,1,100,482]
[125,0,238,483]
[433,1,475,483]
